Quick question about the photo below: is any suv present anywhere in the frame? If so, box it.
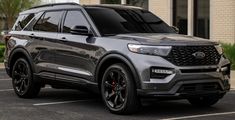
[4,3,231,114]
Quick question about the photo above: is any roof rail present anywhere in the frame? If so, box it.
[30,2,79,9]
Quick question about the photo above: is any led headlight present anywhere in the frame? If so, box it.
[215,44,223,55]
[128,44,172,56]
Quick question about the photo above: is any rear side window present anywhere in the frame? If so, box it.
[13,13,35,31]
[34,11,63,32]
[63,10,89,33]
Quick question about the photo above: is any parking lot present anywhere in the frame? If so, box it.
[1,68,235,120]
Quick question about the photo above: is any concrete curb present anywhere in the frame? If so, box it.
[0,63,4,69]
[231,71,235,89]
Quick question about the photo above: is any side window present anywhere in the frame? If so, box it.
[63,10,89,33]
[13,13,35,31]
[34,11,63,32]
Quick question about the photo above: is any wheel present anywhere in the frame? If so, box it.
[12,58,41,98]
[101,63,140,114]
[187,95,221,107]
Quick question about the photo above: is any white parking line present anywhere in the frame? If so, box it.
[0,78,11,81]
[162,111,235,120]
[33,100,92,106]
[0,87,51,92]
[0,89,14,92]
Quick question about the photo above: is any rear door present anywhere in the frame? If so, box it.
[30,11,64,79]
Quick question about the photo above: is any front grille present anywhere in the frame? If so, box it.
[178,83,221,93]
[164,46,221,66]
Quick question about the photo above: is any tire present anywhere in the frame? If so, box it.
[187,95,221,107]
[101,63,140,114]
[12,58,41,98]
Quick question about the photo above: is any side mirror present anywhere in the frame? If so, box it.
[171,26,179,34]
[70,26,93,36]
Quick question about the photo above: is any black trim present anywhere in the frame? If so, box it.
[95,52,141,89]
[8,47,36,76]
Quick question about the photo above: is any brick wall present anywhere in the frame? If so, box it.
[210,0,235,44]
[148,0,172,25]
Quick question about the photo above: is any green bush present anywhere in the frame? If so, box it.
[222,43,235,70]
[0,44,5,62]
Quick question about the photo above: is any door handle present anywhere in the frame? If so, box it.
[29,33,35,38]
[60,37,68,42]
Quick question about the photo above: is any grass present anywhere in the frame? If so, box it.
[222,43,235,70]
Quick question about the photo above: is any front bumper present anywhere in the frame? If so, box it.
[128,52,231,98]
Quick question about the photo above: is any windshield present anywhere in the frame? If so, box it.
[85,7,175,36]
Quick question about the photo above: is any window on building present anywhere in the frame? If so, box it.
[34,11,63,32]
[101,0,121,4]
[126,0,149,10]
[194,0,210,39]
[63,10,89,33]
[173,0,188,35]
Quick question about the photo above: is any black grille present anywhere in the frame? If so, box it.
[178,83,221,93]
[164,46,221,66]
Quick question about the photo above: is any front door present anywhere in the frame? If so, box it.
[55,10,99,84]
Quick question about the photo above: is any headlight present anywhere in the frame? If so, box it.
[128,44,172,56]
[215,44,223,55]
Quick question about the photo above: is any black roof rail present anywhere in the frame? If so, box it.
[29,2,80,9]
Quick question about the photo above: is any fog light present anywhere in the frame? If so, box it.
[151,67,174,79]
[151,69,174,74]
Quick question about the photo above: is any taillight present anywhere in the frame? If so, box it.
[3,35,11,44]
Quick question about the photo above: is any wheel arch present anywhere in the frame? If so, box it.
[8,47,35,77]
[95,52,141,90]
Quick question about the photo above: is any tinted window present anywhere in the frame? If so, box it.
[63,10,89,33]
[34,11,63,32]
[86,8,174,36]
[13,13,35,31]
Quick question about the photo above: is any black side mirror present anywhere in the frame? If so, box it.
[70,26,93,36]
[171,26,179,34]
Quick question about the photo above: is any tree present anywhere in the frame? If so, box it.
[0,0,40,30]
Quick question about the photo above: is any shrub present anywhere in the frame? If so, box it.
[222,43,235,70]
[0,44,5,62]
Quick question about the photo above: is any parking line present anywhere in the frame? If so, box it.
[0,87,51,92]
[33,100,92,106]
[0,89,14,92]
[0,78,11,81]
[162,111,235,120]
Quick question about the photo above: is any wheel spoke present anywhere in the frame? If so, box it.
[105,81,112,88]
[119,93,125,103]
[109,72,115,80]
[114,95,118,107]
[106,91,115,101]
[19,81,24,92]
[120,84,126,91]
[14,71,21,76]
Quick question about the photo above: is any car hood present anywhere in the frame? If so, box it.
[111,33,218,46]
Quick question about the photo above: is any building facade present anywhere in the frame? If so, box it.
[80,0,235,44]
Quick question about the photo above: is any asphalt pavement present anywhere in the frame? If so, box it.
[1,69,235,120]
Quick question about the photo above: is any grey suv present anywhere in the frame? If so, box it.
[4,3,231,114]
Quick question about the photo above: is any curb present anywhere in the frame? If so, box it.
[0,63,4,69]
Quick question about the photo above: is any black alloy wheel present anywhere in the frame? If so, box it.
[12,58,41,98]
[101,63,140,114]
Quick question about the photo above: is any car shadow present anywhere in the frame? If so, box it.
[33,88,232,119]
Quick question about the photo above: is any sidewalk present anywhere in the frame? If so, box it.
[231,71,235,89]
[0,63,4,69]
